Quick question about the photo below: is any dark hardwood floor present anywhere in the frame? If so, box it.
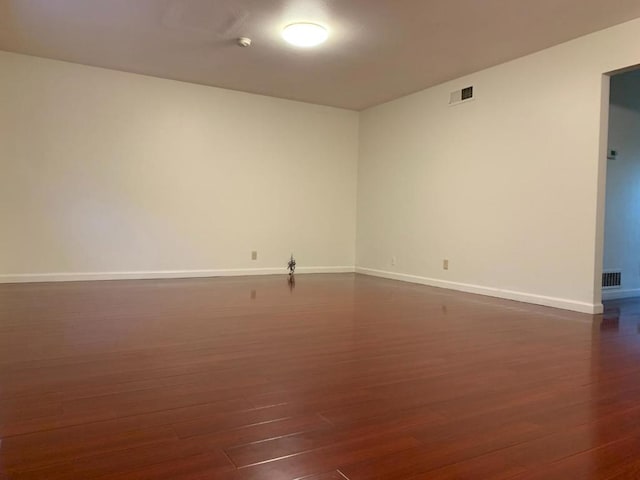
[0,273,638,479]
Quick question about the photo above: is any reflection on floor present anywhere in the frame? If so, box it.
[1,274,640,479]
[602,296,640,333]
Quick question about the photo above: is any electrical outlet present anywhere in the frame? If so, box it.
[443,259,449,270]
[391,256,397,266]
[251,251,258,261]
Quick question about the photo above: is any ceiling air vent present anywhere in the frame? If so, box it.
[449,86,474,106]
[602,271,622,289]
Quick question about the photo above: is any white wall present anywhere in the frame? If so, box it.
[603,70,640,300]
[356,18,640,314]
[0,51,358,281]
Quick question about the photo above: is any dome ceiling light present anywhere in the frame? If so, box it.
[282,23,329,47]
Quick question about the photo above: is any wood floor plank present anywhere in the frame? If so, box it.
[6,438,221,480]
[337,421,543,480]
[1,274,639,479]
[300,472,349,480]
[508,435,640,479]
[399,408,640,480]
[220,434,421,480]
[98,451,235,480]
[0,395,255,438]
[608,461,640,479]
[8,416,331,480]
[1,425,177,472]
[172,403,331,439]
[225,408,441,468]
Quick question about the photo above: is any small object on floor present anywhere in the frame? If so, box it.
[287,254,296,276]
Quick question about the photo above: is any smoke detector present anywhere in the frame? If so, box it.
[237,37,252,47]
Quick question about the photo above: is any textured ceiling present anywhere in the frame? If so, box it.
[1,0,640,110]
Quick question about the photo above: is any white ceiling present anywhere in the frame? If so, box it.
[1,0,640,110]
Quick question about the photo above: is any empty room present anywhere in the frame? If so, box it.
[3,0,640,479]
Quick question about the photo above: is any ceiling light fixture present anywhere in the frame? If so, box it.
[282,23,329,47]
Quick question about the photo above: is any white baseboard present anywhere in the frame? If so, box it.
[356,267,603,314]
[0,266,355,284]
[602,288,640,301]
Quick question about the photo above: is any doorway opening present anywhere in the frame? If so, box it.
[601,68,640,306]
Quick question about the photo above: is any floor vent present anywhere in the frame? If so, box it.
[602,271,622,289]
